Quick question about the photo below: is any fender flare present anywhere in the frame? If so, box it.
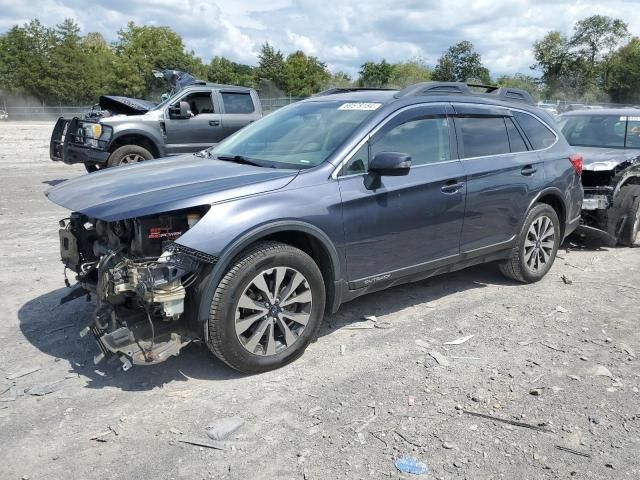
[108,128,164,157]
[520,187,568,234]
[195,220,342,332]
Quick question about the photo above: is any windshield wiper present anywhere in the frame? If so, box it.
[215,155,263,167]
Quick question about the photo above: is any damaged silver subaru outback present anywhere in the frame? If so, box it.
[47,83,582,373]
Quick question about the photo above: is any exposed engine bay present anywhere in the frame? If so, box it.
[58,207,213,370]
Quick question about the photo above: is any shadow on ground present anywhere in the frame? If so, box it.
[42,179,68,187]
[18,237,609,392]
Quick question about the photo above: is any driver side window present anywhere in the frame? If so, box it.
[177,91,215,116]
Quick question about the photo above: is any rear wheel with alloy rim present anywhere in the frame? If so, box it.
[499,203,561,283]
[207,241,325,373]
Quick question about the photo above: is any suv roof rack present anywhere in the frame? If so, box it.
[313,87,395,97]
[395,82,535,105]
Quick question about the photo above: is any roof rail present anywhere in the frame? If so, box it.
[395,82,535,105]
[313,87,395,97]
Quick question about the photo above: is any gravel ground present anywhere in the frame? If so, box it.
[0,121,639,479]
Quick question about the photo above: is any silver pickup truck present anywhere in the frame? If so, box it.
[50,77,262,172]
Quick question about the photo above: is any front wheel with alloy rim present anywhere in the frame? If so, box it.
[499,203,561,283]
[107,144,153,168]
[207,241,326,373]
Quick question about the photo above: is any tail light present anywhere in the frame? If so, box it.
[569,153,583,176]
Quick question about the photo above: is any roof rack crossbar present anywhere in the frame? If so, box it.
[313,87,395,97]
[394,82,535,105]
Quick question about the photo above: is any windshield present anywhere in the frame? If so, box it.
[559,114,640,149]
[210,100,381,168]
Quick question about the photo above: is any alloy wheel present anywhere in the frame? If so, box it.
[120,153,145,165]
[524,215,555,273]
[234,267,313,356]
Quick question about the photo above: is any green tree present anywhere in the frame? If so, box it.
[606,37,640,103]
[570,15,629,82]
[328,71,353,88]
[433,41,490,83]
[0,20,55,103]
[111,22,198,98]
[389,59,431,88]
[495,73,540,99]
[358,60,393,87]
[207,56,255,87]
[283,50,330,96]
[255,42,286,90]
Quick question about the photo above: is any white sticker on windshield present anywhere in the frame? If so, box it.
[338,102,382,111]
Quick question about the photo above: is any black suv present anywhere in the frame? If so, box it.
[47,82,584,373]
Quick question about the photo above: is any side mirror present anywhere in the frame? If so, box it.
[169,101,191,119]
[365,152,411,190]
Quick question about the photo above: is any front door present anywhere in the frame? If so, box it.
[164,90,223,154]
[452,104,547,253]
[337,104,467,284]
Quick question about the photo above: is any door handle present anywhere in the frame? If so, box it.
[521,165,537,176]
[441,180,465,194]
[209,120,220,127]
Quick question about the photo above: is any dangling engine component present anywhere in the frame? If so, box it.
[58,207,215,370]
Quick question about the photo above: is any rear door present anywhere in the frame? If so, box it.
[453,103,546,253]
[218,91,259,139]
[338,103,467,283]
[164,90,223,154]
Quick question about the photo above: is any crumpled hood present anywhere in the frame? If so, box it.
[575,146,640,171]
[98,95,157,116]
[46,155,298,221]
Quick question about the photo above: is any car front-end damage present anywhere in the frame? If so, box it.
[579,151,640,243]
[59,207,215,370]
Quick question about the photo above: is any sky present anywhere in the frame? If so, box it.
[1,0,639,78]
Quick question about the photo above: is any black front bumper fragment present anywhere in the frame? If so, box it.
[50,117,111,166]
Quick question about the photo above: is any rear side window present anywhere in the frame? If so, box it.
[506,118,528,152]
[457,116,510,158]
[513,112,556,150]
[372,117,450,167]
[221,92,255,114]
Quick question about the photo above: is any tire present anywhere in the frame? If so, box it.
[499,203,561,283]
[608,185,640,247]
[107,145,153,168]
[207,241,326,374]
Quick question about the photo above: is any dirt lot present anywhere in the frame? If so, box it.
[0,121,639,479]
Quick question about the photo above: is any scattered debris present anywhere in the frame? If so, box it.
[90,431,113,442]
[529,388,542,396]
[179,438,226,450]
[407,395,415,406]
[428,351,450,366]
[462,410,551,433]
[555,445,591,458]
[442,441,456,450]
[592,365,613,378]
[46,323,75,334]
[340,344,346,356]
[394,457,428,475]
[363,315,377,322]
[373,321,393,329]
[619,343,635,357]
[555,306,568,314]
[567,374,581,381]
[394,430,425,448]
[561,274,573,285]
[27,380,65,396]
[443,334,474,345]
[169,427,183,435]
[541,342,566,353]
[6,366,41,381]
[206,416,244,441]
[518,340,534,346]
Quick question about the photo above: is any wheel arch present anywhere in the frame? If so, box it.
[196,221,343,334]
[109,132,160,158]
[526,188,568,238]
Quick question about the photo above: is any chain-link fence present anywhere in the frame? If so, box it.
[0,96,307,121]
